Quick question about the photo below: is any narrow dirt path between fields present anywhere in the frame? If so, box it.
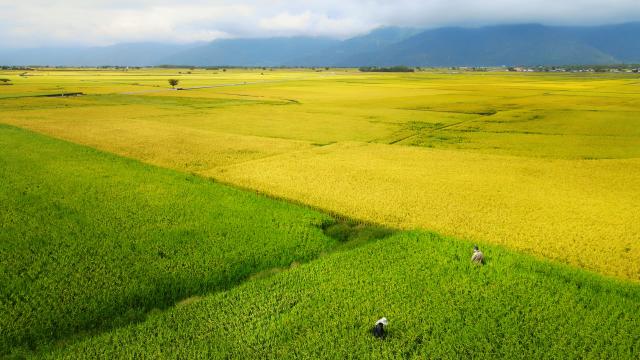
[119,77,313,95]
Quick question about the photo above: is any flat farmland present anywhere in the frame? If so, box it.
[2,68,639,280]
[3,124,638,358]
[2,68,640,358]
[49,231,640,359]
[0,124,344,353]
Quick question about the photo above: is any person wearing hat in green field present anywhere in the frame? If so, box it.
[472,245,484,265]
[372,317,388,339]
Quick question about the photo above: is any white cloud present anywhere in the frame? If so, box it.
[1,0,639,47]
[258,11,370,38]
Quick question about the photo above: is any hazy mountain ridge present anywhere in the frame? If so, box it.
[1,23,639,67]
[161,37,341,67]
[0,43,200,67]
[343,24,620,67]
[570,22,640,62]
[284,27,421,67]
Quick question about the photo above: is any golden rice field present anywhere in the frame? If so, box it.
[2,67,639,280]
[212,142,640,279]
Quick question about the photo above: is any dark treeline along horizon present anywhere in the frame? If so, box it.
[1,23,640,67]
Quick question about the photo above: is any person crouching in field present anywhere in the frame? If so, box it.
[472,245,484,265]
[372,317,388,339]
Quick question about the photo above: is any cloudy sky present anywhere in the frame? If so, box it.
[1,0,640,47]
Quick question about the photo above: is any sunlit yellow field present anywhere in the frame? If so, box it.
[2,67,639,280]
[212,142,640,279]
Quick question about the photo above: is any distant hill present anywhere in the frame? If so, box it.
[1,23,639,67]
[341,24,620,67]
[286,27,421,67]
[161,37,340,67]
[0,43,198,67]
[569,22,640,63]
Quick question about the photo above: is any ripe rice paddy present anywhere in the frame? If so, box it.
[2,68,639,279]
[1,68,640,357]
[212,141,640,280]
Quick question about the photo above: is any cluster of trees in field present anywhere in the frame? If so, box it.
[359,66,415,72]
[0,66,34,70]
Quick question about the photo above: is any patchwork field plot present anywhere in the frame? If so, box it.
[2,68,639,280]
[43,232,640,359]
[0,125,346,355]
[212,142,640,279]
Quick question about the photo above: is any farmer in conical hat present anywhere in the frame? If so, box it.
[372,317,388,339]
[471,245,484,265]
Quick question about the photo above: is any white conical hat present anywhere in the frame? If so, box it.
[376,317,388,326]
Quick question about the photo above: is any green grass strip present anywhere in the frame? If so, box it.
[0,124,341,355]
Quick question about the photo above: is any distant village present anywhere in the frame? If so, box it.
[443,65,640,73]
[505,65,640,73]
[3,64,640,73]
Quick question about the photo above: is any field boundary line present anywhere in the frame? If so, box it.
[119,77,315,95]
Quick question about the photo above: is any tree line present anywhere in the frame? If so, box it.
[359,66,415,73]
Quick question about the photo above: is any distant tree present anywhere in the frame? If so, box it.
[168,79,179,88]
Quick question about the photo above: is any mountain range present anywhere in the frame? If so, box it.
[2,23,639,67]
